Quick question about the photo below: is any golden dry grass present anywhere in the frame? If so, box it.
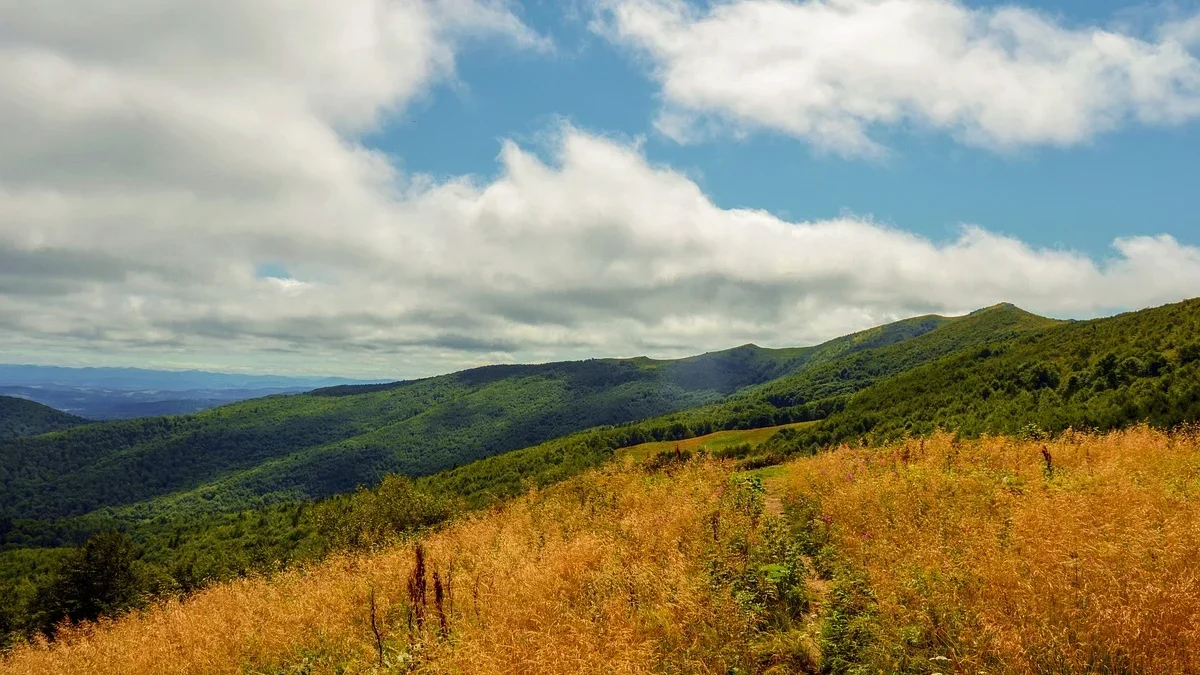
[0,461,759,675]
[5,427,1199,674]
[776,426,1200,674]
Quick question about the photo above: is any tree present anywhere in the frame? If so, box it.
[0,582,21,647]
[313,475,454,550]
[31,531,146,634]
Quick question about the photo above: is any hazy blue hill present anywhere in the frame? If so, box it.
[0,364,377,391]
[0,396,88,441]
[0,364,384,419]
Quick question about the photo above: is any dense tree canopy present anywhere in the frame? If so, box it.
[0,397,87,442]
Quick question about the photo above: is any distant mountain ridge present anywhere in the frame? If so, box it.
[0,365,388,419]
[0,364,385,391]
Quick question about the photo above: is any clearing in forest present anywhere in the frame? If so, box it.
[617,421,812,462]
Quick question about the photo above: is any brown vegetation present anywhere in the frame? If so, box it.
[0,462,772,674]
[4,427,1199,674]
[777,426,1200,673]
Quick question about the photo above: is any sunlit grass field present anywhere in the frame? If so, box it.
[1,462,770,675]
[772,426,1200,673]
[4,426,1198,674]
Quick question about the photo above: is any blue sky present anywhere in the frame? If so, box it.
[2,0,1199,377]
[375,0,1200,258]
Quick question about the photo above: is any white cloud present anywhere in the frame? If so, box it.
[1164,14,1200,47]
[597,0,1200,155]
[1,0,1199,378]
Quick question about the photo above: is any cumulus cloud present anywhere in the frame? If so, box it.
[597,0,1200,155]
[1,0,1198,377]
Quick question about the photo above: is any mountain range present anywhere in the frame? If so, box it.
[2,298,1199,650]
[3,298,1197,536]
[0,365,384,420]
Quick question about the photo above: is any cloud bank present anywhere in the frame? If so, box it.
[599,0,1200,154]
[1,0,1198,377]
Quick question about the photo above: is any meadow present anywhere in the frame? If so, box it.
[616,422,812,461]
[4,426,1197,674]
[773,426,1200,673]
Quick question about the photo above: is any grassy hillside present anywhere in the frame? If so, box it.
[616,422,812,462]
[0,314,948,526]
[0,397,87,442]
[4,299,1199,651]
[4,428,1196,674]
[765,427,1200,673]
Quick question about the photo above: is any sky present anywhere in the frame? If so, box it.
[1,0,1199,378]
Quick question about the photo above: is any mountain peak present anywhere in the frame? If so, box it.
[975,301,1018,312]
[968,302,1044,318]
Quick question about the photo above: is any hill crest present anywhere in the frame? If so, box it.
[0,396,88,441]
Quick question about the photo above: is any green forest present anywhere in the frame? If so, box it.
[2,298,1199,648]
[0,398,86,442]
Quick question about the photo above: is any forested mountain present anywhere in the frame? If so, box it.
[0,312,945,526]
[758,297,1200,458]
[401,299,1198,511]
[4,300,1195,545]
[625,303,1060,433]
[4,299,1200,650]
[0,397,87,441]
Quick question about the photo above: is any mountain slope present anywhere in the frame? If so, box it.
[0,314,947,522]
[762,297,1200,456]
[0,397,87,441]
[4,300,1200,651]
[618,303,1060,433]
[399,304,1058,508]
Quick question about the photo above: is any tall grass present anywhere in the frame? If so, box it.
[776,426,1200,674]
[4,427,1198,674]
[0,461,770,674]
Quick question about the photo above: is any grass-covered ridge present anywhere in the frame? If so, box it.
[616,422,812,462]
[3,428,1197,674]
[0,397,87,442]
